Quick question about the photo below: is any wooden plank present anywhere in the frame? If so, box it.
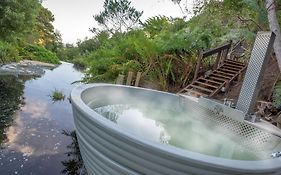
[202,42,232,57]
[116,74,125,84]
[224,62,244,69]
[190,84,214,93]
[193,52,203,82]
[183,89,208,97]
[209,76,228,82]
[224,59,245,66]
[218,67,238,74]
[214,70,235,77]
[194,81,218,89]
[221,65,242,71]
[198,78,223,85]
[126,71,134,85]
[134,72,142,87]
[211,73,232,79]
[210,82,226,97]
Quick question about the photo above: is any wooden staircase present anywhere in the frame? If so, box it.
[179,59,247,97]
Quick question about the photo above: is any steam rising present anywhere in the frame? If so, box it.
[85,87,281,161]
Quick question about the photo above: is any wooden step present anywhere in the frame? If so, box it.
[183,89,208,97]
[224,59,245,66]
[194,81,219,89]
[198,78,223,85]
[209,76,228,82]
[190,85,214,93]
[215,70,235,77]
[224,63,244,69]
[211,73,232,79]
[221,65,242,71]
[218,68,238,74]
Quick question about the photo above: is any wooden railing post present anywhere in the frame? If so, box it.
[193,52,203,82]
[134,72,142,87]
[126,71,134,85]
[116,74,125,85]
[213,51,222,70]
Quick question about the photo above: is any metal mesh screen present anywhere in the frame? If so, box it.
[236,32,275,114]
[180,97,281,158]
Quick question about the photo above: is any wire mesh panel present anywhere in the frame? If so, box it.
[236,32,275,115]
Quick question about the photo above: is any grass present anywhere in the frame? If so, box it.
[50,89,65,102]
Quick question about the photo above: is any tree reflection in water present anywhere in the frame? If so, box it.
[61,130,87,175]
[0,75,24,146]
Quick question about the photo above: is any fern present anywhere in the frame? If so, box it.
[273,82,281,107]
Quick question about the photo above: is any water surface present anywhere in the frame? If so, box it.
[0,62,84,175]
[94,103,267,161]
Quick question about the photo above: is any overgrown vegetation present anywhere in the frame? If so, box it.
[0,0,62,64]
[58,0,281,91]
[273,81,281,107]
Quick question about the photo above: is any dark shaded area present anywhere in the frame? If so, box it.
[61,130,86,175]
[0,75,24,145]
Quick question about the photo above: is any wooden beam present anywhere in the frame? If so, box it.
[214,70,235,77]
[209,76,228,82]
[126,71,134,85]
[224,59,245,66]
[202,42,232,57]
[198,78,223,85]
[190,85,214,93]
[219,67,238,74]
[224,63,244,69]
[194,81,219,89]
[183,89,208,97]
[134,72,142,87]
[211,73,232,79]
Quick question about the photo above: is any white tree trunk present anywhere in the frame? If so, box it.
[265,0,281,72]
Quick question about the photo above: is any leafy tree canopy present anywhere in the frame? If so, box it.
[91,0,143,34]
[0,0,40,42]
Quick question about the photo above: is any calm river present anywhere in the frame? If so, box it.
[0,62,85,175]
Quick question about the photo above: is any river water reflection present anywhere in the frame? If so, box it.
[0,62,84,175]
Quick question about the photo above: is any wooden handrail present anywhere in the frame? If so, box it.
[192,41,232,82]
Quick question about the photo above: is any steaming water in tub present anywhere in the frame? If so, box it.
[88,98,272,161]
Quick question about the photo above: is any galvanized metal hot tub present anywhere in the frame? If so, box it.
[71,84,281,175]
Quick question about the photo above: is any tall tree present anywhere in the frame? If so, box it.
[35,6,56,46]
[265,0,281,71]
[0,0,40,41]
[91,0,143,34]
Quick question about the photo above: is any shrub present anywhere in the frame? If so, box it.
[273,81,281,108]
[0,41,20,63]
[21,44,60,64]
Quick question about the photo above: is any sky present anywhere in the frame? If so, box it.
[42,0,191,44]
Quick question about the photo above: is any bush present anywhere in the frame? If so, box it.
[273,81,281,108]
[21,44,60,64]
[0,41,20,63]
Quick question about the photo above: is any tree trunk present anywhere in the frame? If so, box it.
[265,0,281,71]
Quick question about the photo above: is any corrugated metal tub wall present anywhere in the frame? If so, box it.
[71,84,281,175]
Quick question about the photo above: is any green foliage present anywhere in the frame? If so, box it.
[0,41,20,63]
[0,0,61,65]
[0,0,40,42]
[92,0,143,33]
[21,44,60,64]
[64,0,281,92]
[273,82,281,107]
[50,89,65,102]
